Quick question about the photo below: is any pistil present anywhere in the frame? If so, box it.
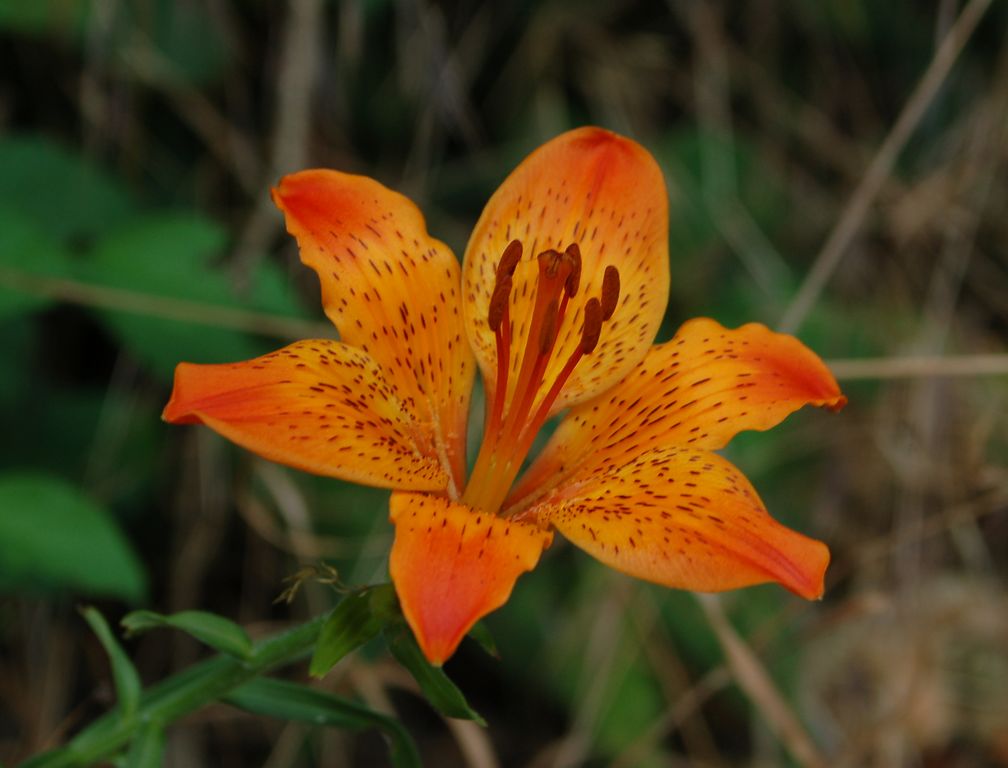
[462,240,620,515]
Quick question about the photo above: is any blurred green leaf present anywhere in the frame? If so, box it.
[84,212,308,378]
[0,388,160,504]
[82,607,142,718]
[0,1,230,87]
[0,317,31,402]
[310,588,387,678]
[0,0,90,35]
[592,638,664,759]
[385,626,486,725]
[0,207,75,319]
[0,473,146,602]
[0,138,134,243]
[124,724,165,768]
[226,677,421,768]
[122,610,253,659]
[131,0,231,87]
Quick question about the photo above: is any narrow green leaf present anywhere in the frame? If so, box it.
[385,627,486,726]
[226,677,420,768]
[0,473,146,602]
[310,589,384,678]
[81,607,141,718]
[124,724,165,768]
[466,622,500,659]
[122,610,253,659]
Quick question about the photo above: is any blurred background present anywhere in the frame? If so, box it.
[2,0,1008,766]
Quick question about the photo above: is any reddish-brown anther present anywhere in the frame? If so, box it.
[581,297,603,354]
[601,265,621,321]
[487,276,512,332]
[564,243,582,297]
[496,239,523,279]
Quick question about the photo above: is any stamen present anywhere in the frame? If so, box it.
[601,265,621,320]
[564,243,582,297]
[464,246,625,516]
[497,239,523,279]
[538,298,560,354]
[484,242,520,451]
[508,296,608,491]
[581,297,603,354]
[487,276,512,332]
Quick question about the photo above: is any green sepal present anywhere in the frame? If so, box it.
[81,607,141,719]
[226,677,420,768]
[384,626,486,726]
[122,610,253,660]
[310,587,386,678]
[368,583,402,623]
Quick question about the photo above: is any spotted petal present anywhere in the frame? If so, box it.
[508,318,845,509]
[462,127,670,416]
[389,492,552,665]
[163,341,450,491]
[274,170,474,491]
[530,447,829,599]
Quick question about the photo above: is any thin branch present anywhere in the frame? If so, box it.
[0,266,332,341]
[696,594,828,768]
[7,266,1007,380]
[778,0,994,334]
[826,353,1008,380]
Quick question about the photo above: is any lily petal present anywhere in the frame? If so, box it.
[508,318,845,508]
[389,491,553,665]
[531,447,829,599]
[462,127,669,415]
[274,170,474,491]
[163,341,450,491]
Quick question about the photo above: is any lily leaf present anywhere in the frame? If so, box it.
[81,607,141,718]
[385,627,486,726]
[466,622,500,659]
[124,724,165,768]
[310,588,386,678]
[226,677,420,768]
[122,610,253,660]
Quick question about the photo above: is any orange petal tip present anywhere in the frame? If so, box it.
[389,493,552,665]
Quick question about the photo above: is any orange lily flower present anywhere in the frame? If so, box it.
[164,127,845,665]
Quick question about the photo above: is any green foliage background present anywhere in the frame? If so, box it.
[2,0,1007,765]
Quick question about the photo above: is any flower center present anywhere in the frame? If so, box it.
[462,239,621,516]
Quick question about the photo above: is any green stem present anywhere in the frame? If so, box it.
[19,613,329,768]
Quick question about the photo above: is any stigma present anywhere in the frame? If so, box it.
[463,239,621,515]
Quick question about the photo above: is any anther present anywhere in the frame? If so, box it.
[581,298,603,354]
[487,276,512,332]
[564,243,582,297]
[496,240,523,279]
[601,265,621,320]
[538,298,560,354]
